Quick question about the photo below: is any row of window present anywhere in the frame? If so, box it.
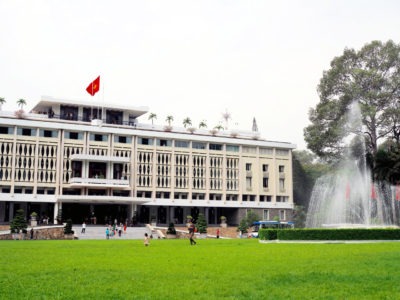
[0,127,290,157]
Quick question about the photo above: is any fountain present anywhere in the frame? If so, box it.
[305,103,399,228]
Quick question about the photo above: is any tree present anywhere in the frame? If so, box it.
[64,219,74,234]
[214,124,224,131]
[199,120,207,129]
[237,218,249,235]
[165,115,174,126]
[245,210,260,228]
[0,97,5,110]
[195,213,207,234]
[182,117,192,128]
[148,113,157,125]
[17,98,27,110]
[373,143,400,184]
[304,40,400,162]
[10,209,27,234]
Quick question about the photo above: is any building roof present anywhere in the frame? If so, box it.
[30,96,149,119]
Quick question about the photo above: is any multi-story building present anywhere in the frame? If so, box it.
[0,96,295,226]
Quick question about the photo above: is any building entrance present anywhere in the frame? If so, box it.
[62,203,128,225]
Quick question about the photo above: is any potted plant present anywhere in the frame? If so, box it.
[166,222,177,239]
[10,209,28,239]
[64,219,75,239]
[220,216,227,228]
[30,212,38,227]
[196,213,208,239]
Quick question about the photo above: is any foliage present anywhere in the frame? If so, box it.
[148,112,157,124]
[259,228,400,241]
[10,209,27,234]
[0,97,5,105]
[237,218,249,233]
[17,98,27,110]
[258,229,278,240]
[373,143,400,184]
[304,40,400,162]
[1,240,400,299]
[199,120,207,128]
[166,223,176,235]
[64,219,74,234]
[245,210,260,228]
[292,205,306,228]
[182,117,192,128]
[196,213,207,234]
[165,115,174,126]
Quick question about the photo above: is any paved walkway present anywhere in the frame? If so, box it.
[72,225,154,240]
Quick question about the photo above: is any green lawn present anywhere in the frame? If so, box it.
[1,239,400,299]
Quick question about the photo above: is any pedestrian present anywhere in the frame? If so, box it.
[30,228,34,240]
[118,223,122,237]
[81,221,86,234]
[123,223,127,234]
[188,222,196,245]
[144,233,149,246]
[106,227,110,239]
[216,228,220,239]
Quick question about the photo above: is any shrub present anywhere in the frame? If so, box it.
[10,209,27,234]
[166,223,176,235]
[64,219,74,234]
[196,213,207,234]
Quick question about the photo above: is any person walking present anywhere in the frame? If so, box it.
[144,233,150,246]
[81,222,86,234]
[106,227,110,239]
[188,222,196,245]
[216,228,220,239]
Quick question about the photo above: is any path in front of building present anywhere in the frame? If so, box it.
[72,225,155,240]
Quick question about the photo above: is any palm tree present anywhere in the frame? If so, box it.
[214,124,224,131]
[199,120,207,129]
[17,98,27,110]
[183,117,192,128]
[148,113,157,125]
[166,115,174,126]
[0,97,5,110]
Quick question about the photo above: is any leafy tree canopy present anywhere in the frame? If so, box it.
[304,40,400,162]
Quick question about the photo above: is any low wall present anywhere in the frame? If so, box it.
[0,226,66,240]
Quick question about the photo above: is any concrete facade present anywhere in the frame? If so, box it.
[0,96,295,226]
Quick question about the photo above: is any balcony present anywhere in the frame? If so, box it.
[69,177,130,188]
[70,154,130,163]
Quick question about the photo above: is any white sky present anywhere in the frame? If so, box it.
[1,0,399,150]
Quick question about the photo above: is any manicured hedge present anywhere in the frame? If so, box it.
[259,228,400,240]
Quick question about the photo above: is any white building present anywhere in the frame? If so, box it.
[0,96,295,226]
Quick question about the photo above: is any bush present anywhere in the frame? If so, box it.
[10,209,27,234]
[259,228,400,240]
[64,219,74,234]
[196,213,207,234]
[166,223,176,235]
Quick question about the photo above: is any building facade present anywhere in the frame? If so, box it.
[0,96,296,226]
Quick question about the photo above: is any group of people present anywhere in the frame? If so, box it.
[105,222,127,239]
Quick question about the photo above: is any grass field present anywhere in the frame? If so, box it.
[1,239,400,299]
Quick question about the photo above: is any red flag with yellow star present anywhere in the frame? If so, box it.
[86,76,100,96]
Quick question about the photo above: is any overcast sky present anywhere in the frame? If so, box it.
[1,1,399,149]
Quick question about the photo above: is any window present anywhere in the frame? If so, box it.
[276,149,289,156]
[279,178,285,190]
[157,139,171,147]
[192,142,206,149]
[246,163,252,171]
[175,140,189,148]
[209,143,222,151]
[65,131,82,140]
[118,136,126,143]
[243,146,257,153]
[263,177,269,188]
[94,134,103,142]
[263,209,269,220]
[246,177,252,189]
[260,148,273,155]
[262,164,269,172]
[279,165,285,172]
[138,137,153,145]
[0,127,11,134]
[226,145,239,152]
[279,210,286,220]
[22,128,32,136]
